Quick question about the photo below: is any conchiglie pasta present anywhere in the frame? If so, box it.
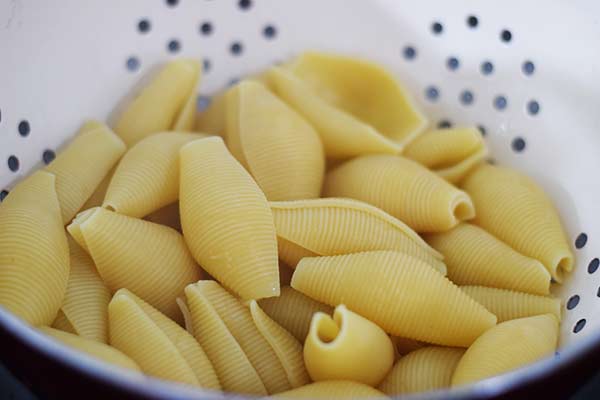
[67,208,95,252]
[225,80,325,200]
[115,59,201,147]
[379,347,465,395]
[323,155,475,232]
[403,127,487,183]
[0,171,70,326]
[143,202,181,231]
[452,314,558,386]
[292,251,496,347]
[108,289,220,389]
[180,137,279,300]
[45,121,126,223]
[461,164,573,282]
[196,91,226,135]
[424,223,551,295]
[271,381,389,399]
[103,132,206,218]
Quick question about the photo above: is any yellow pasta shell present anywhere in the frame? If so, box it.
[52,310,77,334]
[452,314,558,386]
[143,202,181,231]
[0,171,70,325]
[271,381,389,399]
[323,155,475,232]
[180,137,279,300]
[461,164,573,282]
[225,80,325,200]
[196,91,226,135]
[292,251,496,346]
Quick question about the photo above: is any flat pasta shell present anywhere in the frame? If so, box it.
[461,164,573,282]
[323,155,475,232]
[271,381,389,399]
[180,137,279,300]
[143,202,181,231]
[292,251,496,347]
[0,171,70,325]
[424,223,551,295]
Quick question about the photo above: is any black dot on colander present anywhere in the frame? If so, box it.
[238,0,252,10]
[447,57,460,71]
[402,46,417,60]
[575,233,588,249]
[566,295,580,310]
[481,61,494,75]
[431,21,443,35]
[18,120,30,137]
[494,95,508,110]
[460,90,474,105]
[230,41,243,56]
[522,60,535,76]
[203,59,211,73]
[588,258,599,274]
[200,21,213,35]
[228,77,240,87]
[263,24,277,39]
[167,39,181,53]
[42,150,55,165]
[166,0,178,7]
[501,29,512,43]
[126,56,140,72]
[138,19,151,33]
[573,319,586,333]
[511,137,526,152]
[197,95,211,112]
[527,100,540,115]
[425,86,439,102]
[478,125,487,136]
[438,120,452,129]
[0,190,8,202]
[467,15,478,28]
[7,155,19,172]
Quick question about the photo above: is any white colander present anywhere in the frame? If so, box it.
[1,0,600,398]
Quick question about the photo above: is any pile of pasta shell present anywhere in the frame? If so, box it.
[0,52,573,398]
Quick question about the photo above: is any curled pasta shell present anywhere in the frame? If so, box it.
[0,171,70,325]
[196,92,226,135]
[103,132,206,218]
[292,251,496,347]
[225,81,325,200]
[271,381,389,399]
[323,155,475,232]
[143,202,181,231]
[424,223,551,295]
[180,137,279,300]
[451,314,558,386]
[461,164,573,282]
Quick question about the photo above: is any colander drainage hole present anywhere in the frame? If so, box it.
[575,233,588,249]
[573,319,586,333]
[425,86,439,102]
[42,150,55,165]
[402,46,417,61]
[500,29,512,43]
[0,190,8,202]
[238,0,252,11]
[588,258,599,274]
[493,95,508,111]
[166,0,179,8]
[522,61,535,76]
[460,90,474,105]
[511,137,526,152]
[527,100,540,116]
[167,39,181,53]
[477,125,486,136]
[466,15,478,28]
[7,156,19,172]
[197,95,211,112]
[437,120,452,129]
[446,56,460,71]
[566,295,580,310]
[200,21,213,36]
[230,41,243,56]
[263,24,277,39]
[126,57,140,72]
[203,59,211,73]
[431,22,443,35]
[18,120,30,137]
[138,19,151,34]
[480,61,494,75]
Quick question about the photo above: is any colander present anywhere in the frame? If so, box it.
[1,0,600,398]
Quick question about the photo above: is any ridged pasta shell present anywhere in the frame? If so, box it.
[225,81,325,200]
[461,164,573,282]
[379,347,465,395]
[270,198,444,270]
[0,171,70,325]
[403,127,487,184]
[451,314,558,386]
[292,251,496,347]
[424,223,551,295]
[323,155,475,232]
[71,207,201,321]
[180,137,279,300]
[45,121,126,223]
[108,289,220,389]
[143,202,181,231]
[184,283,267,395]
[115,59,201,147]
[271,381,388,399]
[52,310,77,334]
[196,92,226,136]
[103,132,206,218]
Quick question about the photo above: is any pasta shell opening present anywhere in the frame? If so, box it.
[553,254,574,283]
[451,195,475,223]
[67,207,99,251]
[312,313,341,345]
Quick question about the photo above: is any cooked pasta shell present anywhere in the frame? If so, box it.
[143,202,181,231]
[270,198,444,270]
[379,347,465,395]
[292,251,497,347]
[424,223,551,295]
[461,164,573,282]
[103,132,206,218]
[115,59,201,147]
[39,326,141,372]
[259,286,333,343]
[249,300,310,388]
[390,336,426,357]
[180,137,279,300]
[403,127,487,184]
[196,92,226,135]
[70,207,201,321]
[184,283,267,395]
[0,171,70,325]
[271,381,388,399]
[45,121,126,223]
[451,314,558,386]
[278,237,318,267]
[323,155,475,232]
[266,66,401,159]
[225,81,325,200]
[109,289,220,389]
[460,286,561,322]
[52,310,77,334]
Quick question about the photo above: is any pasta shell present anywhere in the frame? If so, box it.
[71,207,201,321]
[52,310,77,334]
[172,74,201,132]
[184,283,267,395]
[323,155,475,232]
[278,237,318,268]
[67,208,95,252]
[266,66,401,159]
[115,59,201,147]
[461,164,573,282]
[292,251,496,347]
[225,80,325,200]
[39,326,141,373]
[143,202,181,231]
[196,92,226,135]
[45,121,126,223]
[403,127,487,184]
[0,171,70,325]
[424,223,551,295]
[103,132,206,218]
[460,286,561,322]
[249,300,310,388]
[270,198,444,270]
[259,286,333,343]
[390,336,426,357]
[451,314,558,386]
[176,297,194,336]
[180,137,279,300]
[109,289,220,389]
[271,381,389,399]
[379,347,465,395]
